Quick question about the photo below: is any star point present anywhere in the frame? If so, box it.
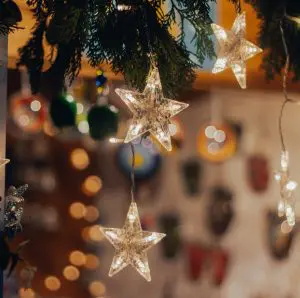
[211,12,262,89]
[101,202,166,281]
[115,67,189,151]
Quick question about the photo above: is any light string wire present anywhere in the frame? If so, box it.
[130,142,136,202]
[278,19,290,153]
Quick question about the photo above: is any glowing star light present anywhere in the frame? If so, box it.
[274,151,297,227]
[100,202,165,281]
[0,158,10,167]
[115,67,189,151]
[211,12,262,89]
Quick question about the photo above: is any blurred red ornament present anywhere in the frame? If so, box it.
[247,155,269,193]
[9,93,47,134]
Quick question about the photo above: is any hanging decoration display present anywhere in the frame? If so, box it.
[101,142,165,281]
[116,142,161,181]
[211,12,262,89]
[49,94,77,129]
[9,94,47,135]
[197,122,237,163]
[247,155,270,193]
[274,22,298,229]
[88,69,119,140]
[115,65,189,151]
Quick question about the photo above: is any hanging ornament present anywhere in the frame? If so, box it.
[273,23,298,228]
[100,201,165,281]
[181,158,202,196]
[247,154,269,193]
[9,93,47,134]
[197,122,237,163]
[88,69,119,140]
[49,93,77,129]
[0,158,9,167]
[207,187,234,237]
[116,142,161,181]
[88,105,119,140]
[211,12,262,89]
[274,151,297,226]
[4,184,28,232]
[115,65,189,151]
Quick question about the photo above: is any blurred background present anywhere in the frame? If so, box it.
[4,1,300,298]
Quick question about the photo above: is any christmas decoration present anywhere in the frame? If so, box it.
[181,159,202,196]
[247,155,269,193]
[211,12,262,89]
[0,159,9,167]
[9,93,47,134]
[100,202,165,281]
[116,142,161,180]
[197,122,237,163]
[49,94,77,129]
[207,187,234,237]
[115,65,189,151]
[274,22,298,228]
[4,184,28,232]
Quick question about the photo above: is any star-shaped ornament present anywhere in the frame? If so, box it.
[0,158,10,167]
[100,202,165,281]
[115,66,189,151]
[274,151,297,226]
[211,12,263,89]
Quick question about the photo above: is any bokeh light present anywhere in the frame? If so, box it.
[84,254,100,270]
[69,202,86,219]
[44,276,61,291]
[63,265,80,281]
[19,288,36,298]
[88,281,106,296]
[70,148,90,170]
[84,205,100,222]
[88,225,104,242]
[82,176,102,196]
[69,250,86,267]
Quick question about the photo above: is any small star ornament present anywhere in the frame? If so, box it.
[274,151,297,227]
[115,66,189,151]
[211,12,263,89]
[0,158,10,167]
[100,202,166,281]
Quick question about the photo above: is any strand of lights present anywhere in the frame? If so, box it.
[274,20,298,229]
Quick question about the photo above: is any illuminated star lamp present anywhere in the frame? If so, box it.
[211,12,263,89]
[115,66,189,151]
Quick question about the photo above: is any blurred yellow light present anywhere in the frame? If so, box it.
[44,276,61,291]
[43,120,56,137]
[82,176,102,196]
[70,148,90,170]
[84,254,100,270]
[84,206,99,222]
[63,265,80,281]
[19,288,36,298]
[81,226,90,241]
[88,281,106,296]
[69,202,86,219]
[69,250,86,267]
[88,225,104,242]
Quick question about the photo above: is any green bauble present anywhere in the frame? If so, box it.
[88,105,119,140]
[50,94,77,128]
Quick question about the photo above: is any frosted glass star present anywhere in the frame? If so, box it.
[0,158,9,167]
[115,67,189,151]
[211,12,262,89]
[274,151,297,227]
[100,202,165,281]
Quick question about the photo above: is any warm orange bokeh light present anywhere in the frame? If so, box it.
[88,281,106,296]
[44,276,61,291]
[63,265,80,281]
[84,254,100,270]
[82,176,102,196]
[69,250,86,267]
[84,205,99,222]
[70,148,90,170]
[69,202,86,219]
